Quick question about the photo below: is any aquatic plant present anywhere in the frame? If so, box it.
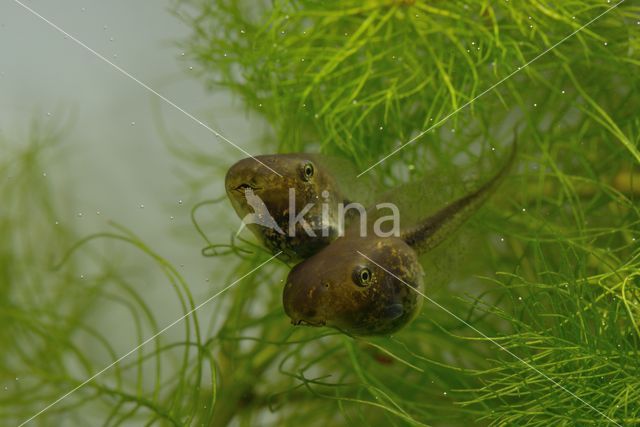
[170,0,640,425]
[2,1,639,426]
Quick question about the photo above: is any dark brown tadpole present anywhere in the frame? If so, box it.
[283,235,424,336]
[225,154,352,261]
[283,141,517,336]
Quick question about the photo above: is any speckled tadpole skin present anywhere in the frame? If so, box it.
[283,236,424,335]
[225,154,349,262]
[284,143,516,336]
[284,236,424,336]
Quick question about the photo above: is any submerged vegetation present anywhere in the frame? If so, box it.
[174,1,640,425]
[2,1,640,426]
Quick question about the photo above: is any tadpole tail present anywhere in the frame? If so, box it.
[401,134,518,255]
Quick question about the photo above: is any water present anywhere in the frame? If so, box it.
[0,4,266,422]
[0,0,264,298]
[3,2,637,426]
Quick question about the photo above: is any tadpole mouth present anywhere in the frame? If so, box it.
[292,318,326,327]
[233,183,262,194]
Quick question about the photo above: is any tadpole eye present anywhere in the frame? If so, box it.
[302,162,314,180]
[353,267,372,287]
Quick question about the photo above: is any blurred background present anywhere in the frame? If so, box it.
[0,0,264,247]
[1,2,273,424]
[0,0,259,333]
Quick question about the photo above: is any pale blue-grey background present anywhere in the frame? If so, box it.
[0,0,266,356]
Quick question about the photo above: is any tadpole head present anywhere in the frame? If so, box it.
[226,154,330,217]
[283,236,424,336]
